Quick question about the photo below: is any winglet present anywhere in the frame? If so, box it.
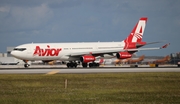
[161,43,170,49]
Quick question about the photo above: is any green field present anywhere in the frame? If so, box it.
[0,72,180,104]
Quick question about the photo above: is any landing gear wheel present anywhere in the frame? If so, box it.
[89,63,93,68]
[24,64,30,68]
[89,62,99,68]
[82,63,88,68]
[67,63,70,68]
[23,60,30,68]
[73,63,77,68]
[67,62,78,68]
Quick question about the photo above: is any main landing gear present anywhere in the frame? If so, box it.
[66,61,78,68]
[82,62,99,68]
[66,62,99,68]
[88,62,99,68]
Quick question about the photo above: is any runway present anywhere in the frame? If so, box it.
[0,67,180,74]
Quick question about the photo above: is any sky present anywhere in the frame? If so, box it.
[0,0,180,56]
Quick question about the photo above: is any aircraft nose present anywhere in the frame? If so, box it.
[11,51,21,59]
[10,51,15,56]
[11,51,19,57]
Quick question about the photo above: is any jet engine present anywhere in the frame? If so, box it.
[80,55,96,63]
[116,52,132,59]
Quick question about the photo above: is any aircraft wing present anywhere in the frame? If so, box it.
[145,41,166,45]
[69,43,170,57]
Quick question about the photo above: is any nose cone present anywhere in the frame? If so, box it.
[11,51,20,59]
[11,51,22,59]
[11,51,19,58]
[10,51,15,56]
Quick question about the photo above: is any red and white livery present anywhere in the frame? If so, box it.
[11,17,169,68]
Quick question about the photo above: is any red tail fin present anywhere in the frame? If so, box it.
[123,17,148,49]
[124,17,148,43]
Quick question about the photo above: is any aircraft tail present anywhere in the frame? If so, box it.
[124,17,148,44]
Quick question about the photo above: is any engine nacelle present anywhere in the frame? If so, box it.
[116,52,132,59]
[80,55,95,63]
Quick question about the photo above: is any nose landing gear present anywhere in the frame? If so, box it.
[23,60,30,68]
[24,63,30,68]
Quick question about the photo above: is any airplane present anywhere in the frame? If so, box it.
[128,55,145,64]
[10,17,170,68]
[152,55,170,64]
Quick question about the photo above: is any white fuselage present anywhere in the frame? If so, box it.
[11,41,125,61]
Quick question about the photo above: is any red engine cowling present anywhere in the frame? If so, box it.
[80,55,95,63]
[116,52,132,59]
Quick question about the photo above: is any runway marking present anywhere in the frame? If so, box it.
[46,70,60,75]
[0,67,180,74]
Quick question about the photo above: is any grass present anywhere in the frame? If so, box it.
[0,72,180,104]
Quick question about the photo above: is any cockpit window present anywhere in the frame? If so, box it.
[13,48,26,51]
